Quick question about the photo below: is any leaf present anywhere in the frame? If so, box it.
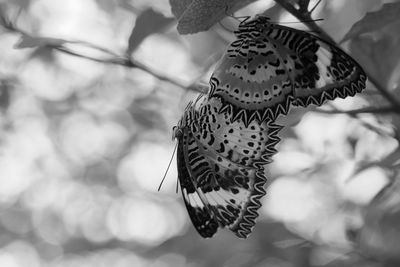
[127,8,174,55]
[14,35,67,49]
[349,35,400,87]
[0,80,11,112]
[274,238,308,248]
[128,94,166,130]
[379,147,400,168]
[0,4,9,27]
[342,2,400,42]
[169,0,258,34]
[356,183,400,261]
[170,0,193,18]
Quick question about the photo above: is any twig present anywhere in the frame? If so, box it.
[0,11,202,93]
[309,0,323,14]
[56,46,194,91]
[312,105,393,137]
[314,106,400,115]
[274,0,333,42]
[298,0,311,13]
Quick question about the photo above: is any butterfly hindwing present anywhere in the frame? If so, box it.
[196,97,282,167]
[209,16,367,125]
[175,95,282,238]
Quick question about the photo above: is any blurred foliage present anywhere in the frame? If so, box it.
[0,0,400,267]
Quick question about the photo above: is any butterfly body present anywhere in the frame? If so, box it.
[209,16,367,125]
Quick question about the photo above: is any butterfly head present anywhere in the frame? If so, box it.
[173,93,209,141]
[173,96,201,141]
[172,125,183,141]
[253,15,271,24]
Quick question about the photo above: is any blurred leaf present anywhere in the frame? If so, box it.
[0,4,8,27]
[15,35,67,49]
[28,46,57,64]
[276,105,308,130]
[379,147,400,169]
[153,221,296,266]
[356,183,400,261]
[95,0,119,14]
[342,2,400,42]
[350,35,400,89]
[0,80,11,112]
[3,0,32,12]
[169,0,192,19]
[129,94,166,130]
[170,0,258,34]
[274,238,307,248]
[127,9,174,55]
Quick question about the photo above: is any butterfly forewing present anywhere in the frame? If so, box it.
[209,16,367,125]
[175,95,281,238]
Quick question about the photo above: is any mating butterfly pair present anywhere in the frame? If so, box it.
[174,16,367,238]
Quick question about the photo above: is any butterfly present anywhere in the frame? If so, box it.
[174,94,281,238]
[209,16,367,126]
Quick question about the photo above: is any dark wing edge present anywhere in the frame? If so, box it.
[270,24,367,107]
[176,130,219,238]
[229,168,268,238]
[231,122,283,238]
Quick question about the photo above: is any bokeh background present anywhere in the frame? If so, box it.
[0,0,400,266]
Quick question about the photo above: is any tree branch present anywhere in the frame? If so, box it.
[0,11,206,93]
[315,106,400,115]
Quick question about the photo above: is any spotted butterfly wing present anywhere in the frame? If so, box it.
[174,94,281,238]
[209,16,367,125]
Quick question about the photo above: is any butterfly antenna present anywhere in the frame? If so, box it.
[176,176,179,194]
[306,18,324,23]
[158,142,178,191]
[218,20,233,33]
[309,0,323,14]
[279,18,324,24]
[235,15,251,22]
[223,7,250,24]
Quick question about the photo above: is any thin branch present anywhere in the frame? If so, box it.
[56,46,194,91]
[354,116,393,138]
[54,46,132,66]
[298,0,311,13]
[274,0,335,43]
[274,0,400,109]
[314,106,400,115]
[366,75,400,108]
[0,12,202,93]
[312,104,394,137]
[309,0,323,14]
